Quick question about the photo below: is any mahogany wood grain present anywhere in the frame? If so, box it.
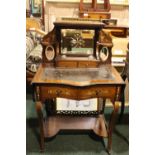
[39,85,117,101]
[56,61,77,68]
[36,101,44,152]
[107,101,120,154]
[55,60,99,68]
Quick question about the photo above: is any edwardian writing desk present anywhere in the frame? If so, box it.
[31,18,125,154]
[32,64,124,153]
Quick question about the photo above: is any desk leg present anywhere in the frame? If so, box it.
[119,85,125,123]
[36,101,44,152]
[107,101,119,154]
[102,99,106,113]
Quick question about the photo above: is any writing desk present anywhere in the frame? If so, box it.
[32,64,125,154]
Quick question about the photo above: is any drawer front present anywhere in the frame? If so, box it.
[78,61,98,68]
[78,86,116,100]
[56,61,77,68]
[39,86,116,101]
[40,86,78,101]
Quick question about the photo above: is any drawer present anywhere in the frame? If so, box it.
[56,61,77,68]
[40,86,78,101]
[78,86,116,100]
[78,61,98,68]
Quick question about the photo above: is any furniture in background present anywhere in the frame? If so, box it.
[103,26,129,72]
[79,0,111,19]
[32,18,125,154]
[27,0,45,25]
[77,0,129,73]
[26,17,46,83]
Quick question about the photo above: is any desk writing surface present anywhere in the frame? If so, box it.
[42,66,114,81]
[32,64,124,86]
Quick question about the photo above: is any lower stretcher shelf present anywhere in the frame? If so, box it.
[43,115,108,138]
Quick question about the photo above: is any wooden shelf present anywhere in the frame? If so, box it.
[43,115,108,138]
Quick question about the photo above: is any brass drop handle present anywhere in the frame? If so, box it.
[95,90,101,96]
[56,90,62,96]
[85,63,89,67]
[48,90,52,94]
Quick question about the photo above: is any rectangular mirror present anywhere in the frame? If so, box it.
[61,29,95,56]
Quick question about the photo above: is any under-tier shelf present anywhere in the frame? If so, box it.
[43,115,108,138]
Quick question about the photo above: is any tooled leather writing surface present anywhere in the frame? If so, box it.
[42,65,114,82]
[32,63,125,87]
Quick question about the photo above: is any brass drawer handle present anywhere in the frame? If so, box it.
[55,90,62,96]
[95,90,101,96]
[48,90,52,94]
[65,92,71,95]
[102,90,109,94]
[85,63,89,67]
[47,89,63,96]
[95,90,109,96]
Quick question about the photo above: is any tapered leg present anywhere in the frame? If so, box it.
[119,92,125,123]
[118,85,125,123]
[107,101,120,153]
[36,101,44,152]
[102,99,106,113]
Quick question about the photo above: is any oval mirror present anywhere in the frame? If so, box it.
[45,45,55,61]
[99,47,109,62]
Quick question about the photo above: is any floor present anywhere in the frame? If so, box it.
[26,91,129,155]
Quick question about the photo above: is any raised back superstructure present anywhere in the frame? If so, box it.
[41,17,113,68]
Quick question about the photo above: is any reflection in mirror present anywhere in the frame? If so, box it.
[61,29,95,55]
[99,47,109,62]
[45,45,55,61]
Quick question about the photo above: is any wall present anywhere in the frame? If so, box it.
[26,0,30,10]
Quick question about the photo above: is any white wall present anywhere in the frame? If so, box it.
[26,0,30,10]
